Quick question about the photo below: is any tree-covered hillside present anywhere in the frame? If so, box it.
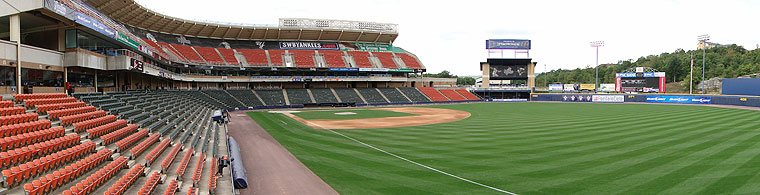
[535,45,760,88]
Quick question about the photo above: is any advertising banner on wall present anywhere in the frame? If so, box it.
[329,68,359,71]
[492,99,528,102]
[562,95,592,102]
[130,59,144,72]
[599,84,616,92]
[646,96,712,104]
[563,84,577,92]
[592,95,624,103]
[279,42,339,50]
[74,12,116,38]
[549,84,563,92]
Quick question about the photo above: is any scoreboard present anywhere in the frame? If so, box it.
[615,72,666,93]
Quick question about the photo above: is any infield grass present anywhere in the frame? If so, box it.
[293,109,416,120]
[248,102,760,194]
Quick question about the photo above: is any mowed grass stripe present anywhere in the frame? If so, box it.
[248,102,760,194]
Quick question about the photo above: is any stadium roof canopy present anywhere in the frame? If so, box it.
[83,0,399,43]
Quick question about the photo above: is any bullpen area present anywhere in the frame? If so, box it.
[234,102,760,194]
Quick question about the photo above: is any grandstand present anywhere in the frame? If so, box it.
[0,0,481,194]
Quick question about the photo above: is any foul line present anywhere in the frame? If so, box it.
[300,119,517,194]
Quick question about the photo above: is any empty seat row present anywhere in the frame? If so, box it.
[186,186,197,195]
[73,115,117,132]
[192,153,205,185]
[0,134,80,169]
[62,156,127,195]
[146,139,171,165]
[0,119,51,138]
[163,179,179,195]
[46,106,96,120]
[176,149,193,178]
[0,100,13,108]
[439,89,467,101]
[1,141,93,187]
[128,134,159,159]
[115,129,148,152]
[105,164,144,195]
[13,93,67,102]
[161,144,182,173]
[455,89,481,100]
[36,102,86,114]
[25,97,77,108]
[209,157,218,192]
[23,149,112,195]
[86,119,128,139]
[0,113,38,126]
[417,87,449,101]
[0,126,64,151]
[101,124,139,146]
[137,171,161,195]
[0,107,25,116]
[59,110,106,126]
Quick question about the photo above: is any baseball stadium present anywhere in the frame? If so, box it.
[2,0,760,195]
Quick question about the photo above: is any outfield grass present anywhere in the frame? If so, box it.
[248,102,760,194]
[293,109,416,120]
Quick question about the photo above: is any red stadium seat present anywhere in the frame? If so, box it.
[59,110,106,126]
[101,124,139,146]
[417,87,450,101]
[176,149,193,178]
[163,179,179,195]
[195,47,226,64]
[396,53,423,69]
[171,44,205,63]
[455,89,480,100]
[290,50,316,68]
[237,49,269,66]
[72,115,117,132]
[128,134,159,159]
[105,164,144,195]
[439,89,467,101]
[347,51,373,68]
[160,144,183,172]
[192,152,205,185]
[35,101,86,114]
[320,50,347,68]
[0,106,25,116]
[373,52,398,69]
[137,171,161,195]
[217,48,239,65]
[24,149,111,194]
[268,50,285,66]
[86,119,128,138]
[145,139,171,165]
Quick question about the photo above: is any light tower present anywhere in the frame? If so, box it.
[590,41,605,92]
[697,34,709,94]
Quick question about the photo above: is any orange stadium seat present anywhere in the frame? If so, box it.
[347,51,373,68]
[455,89,480,100]
[101,124,139,146]
[86,119,128,139]
[105,164,143,195]
[290,50,316,68]
[373,52,398,69]
[115,129,148,152]
[13,93,67,103]
[171,44,205,63]
[417,87,450,101]
[163,179,179,195]
[0,126,64,151]
[47,106,96,120]
[59,110,106,126]
[0,113,38,126]
[0,120,51,137]
[137,171,161,195]
[161,144,182,173]
[24,149,112,195]
[439,89,467,101]
[0,100,14,108]
[0,107,25,116]
[237,49,269,66]
[396,53,423,69]
[156,42,188,62]
[72,115,117,133]
[192,152,205,185]
[61,156,127,195]
[128,134,159,159]
[321,50,347,68]
[1,140,91,187]
[195,47,226,64]
[268,50,285,66]
[176,149,193,178]
[24,97,76,108]
[217,48,239,65]
[145,139,171,165]
[35,102,87,114]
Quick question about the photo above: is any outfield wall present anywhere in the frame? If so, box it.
[530,93,760,107]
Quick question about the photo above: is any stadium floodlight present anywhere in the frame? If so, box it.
[698,34,709,94]
[590,41,604,92]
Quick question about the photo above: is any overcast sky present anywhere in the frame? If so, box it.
[136,0,760,76]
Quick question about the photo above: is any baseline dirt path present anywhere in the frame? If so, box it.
[284,107,471,129]
[227,111,338,195]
